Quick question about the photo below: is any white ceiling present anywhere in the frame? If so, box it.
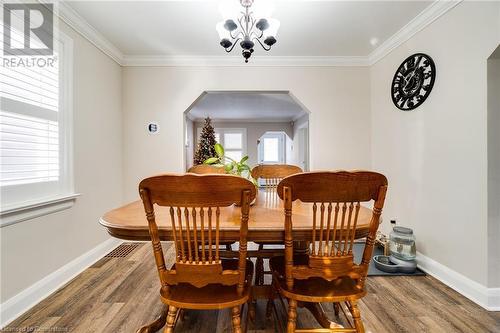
[187,92,307,121]
[66,0,432,58]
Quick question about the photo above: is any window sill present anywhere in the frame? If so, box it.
[0,193,80,228]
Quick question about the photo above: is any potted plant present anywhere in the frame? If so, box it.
[204,143,257,186]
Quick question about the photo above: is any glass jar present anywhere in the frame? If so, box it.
[389,226,416,260]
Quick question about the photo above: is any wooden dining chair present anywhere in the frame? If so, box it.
[250,164,303,286]
[139,174,257,333]
[270,171,388,333]
[187,164,226,174]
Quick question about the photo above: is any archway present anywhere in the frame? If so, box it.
[183,91,311,172]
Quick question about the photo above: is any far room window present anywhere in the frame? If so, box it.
[221,130,244,161]
[0,26,74,220]
[197,128,247,161]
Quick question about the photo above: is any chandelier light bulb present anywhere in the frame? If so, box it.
[255,18,269,31]
[224,19,238,31]
[216,21,231,40]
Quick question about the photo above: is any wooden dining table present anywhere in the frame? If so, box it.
[99,188,375,332]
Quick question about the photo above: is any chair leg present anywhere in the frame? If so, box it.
[231,306,242,333]
[244,303,250,333]
[349,300,365,333]
[266,283,278,318]
[163,306,179,333]
[178,309,185,322]
[266,299,273,318]
[256,244,264,286]
[333,302,340,317]
[286,299,297,333]
[248,300,256,322]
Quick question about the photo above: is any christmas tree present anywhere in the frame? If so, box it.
[193,117,217,165]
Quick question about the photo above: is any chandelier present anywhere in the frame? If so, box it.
[216,0,280,63]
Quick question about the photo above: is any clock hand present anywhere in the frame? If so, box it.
[404,55,422,89]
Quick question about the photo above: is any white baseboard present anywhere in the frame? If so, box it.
[417,251,500,311]
[0,238,123,328]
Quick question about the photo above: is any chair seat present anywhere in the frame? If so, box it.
[160,259,254,310]
[270,255,366,302]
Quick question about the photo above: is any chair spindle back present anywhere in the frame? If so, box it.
[139,174,256,293]
[277,171,388,289]
[251,164,303,188]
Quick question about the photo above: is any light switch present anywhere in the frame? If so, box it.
[147,122,159,134]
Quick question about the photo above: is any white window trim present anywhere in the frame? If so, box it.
[0,31,76,228]
[0,193,80,227]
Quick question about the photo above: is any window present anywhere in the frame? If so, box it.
[221,130,244,161]
[197,127,247,161]
[0,28,75,226]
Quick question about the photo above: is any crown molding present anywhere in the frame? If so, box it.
[122,55,370,67]
[368,0,462,65]
[55,0,461,68]
[57,1,124,65]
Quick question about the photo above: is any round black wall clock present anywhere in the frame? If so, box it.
[391,53,436,111]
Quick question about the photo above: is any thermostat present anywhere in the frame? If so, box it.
[147,122,159,134]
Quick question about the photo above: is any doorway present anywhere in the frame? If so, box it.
[297,126,309,171]
[258,132,286,164]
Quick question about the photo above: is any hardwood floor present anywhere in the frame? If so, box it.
[4,243,499,333]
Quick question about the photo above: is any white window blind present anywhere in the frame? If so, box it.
[0,25,73,212]
[1,57,60,186]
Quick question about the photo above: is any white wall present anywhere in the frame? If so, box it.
[488,56,500,288]
[123,66,371,201]
[370,1,500,287]
[192,121,293,167]
[292,113,309,170]
[0,20,123,302]
[185,118,194,169]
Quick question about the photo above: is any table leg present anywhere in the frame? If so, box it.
[302,302,343,329]
[249,301,256,321]
[136,304,168,333]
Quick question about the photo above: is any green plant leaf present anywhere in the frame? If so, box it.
[224,163,233,172]
[204,157,219,164]
[240,156,249,163]
[252,178,258,186]
[214,143,224,158]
